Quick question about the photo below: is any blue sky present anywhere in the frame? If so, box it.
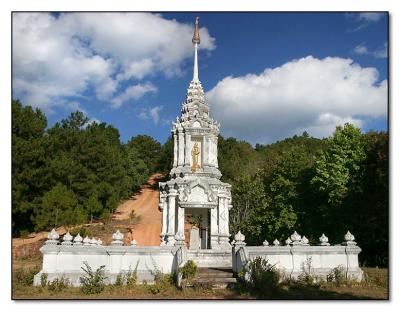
[12,12,388,144]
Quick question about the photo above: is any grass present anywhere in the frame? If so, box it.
[12,266,388,300]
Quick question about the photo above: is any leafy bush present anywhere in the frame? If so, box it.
[13,267,39,286]
[79,262,107,294]
[179,260,198,281]
[246,256,280,296]
[327,265,346,286]
[147,273,175,294]
[297,257,319,287]
[48,277,70,292]
[114,274,124,287]
[126,264,138,286]
[40,273,48,288]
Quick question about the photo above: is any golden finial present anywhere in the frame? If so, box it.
[192,16,200,44]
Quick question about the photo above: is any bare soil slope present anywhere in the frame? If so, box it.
[113,173,162,246]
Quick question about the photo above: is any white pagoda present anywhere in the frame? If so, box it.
[159,17,232,250]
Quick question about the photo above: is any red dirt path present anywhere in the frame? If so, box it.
[113,173,162,246]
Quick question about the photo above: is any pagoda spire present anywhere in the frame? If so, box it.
[192,17,200,82]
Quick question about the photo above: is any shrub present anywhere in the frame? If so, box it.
[297,257,319,287]
[114,274,124,287]
[40,273,48,288]
[179,260,198,281]
[48,277,70,292]
[246,256,280,296]
[327,265,346,286]
[79,262,107,294]
[13,267,39,286]
[126,264,138,286]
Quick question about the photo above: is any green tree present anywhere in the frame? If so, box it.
[127,135,161,173]
[35,184,80,230]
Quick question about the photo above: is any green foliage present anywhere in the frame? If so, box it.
[245,256,280,296]
[297,257,319,287]
[47,277,70,292]
[179,260,198,281]
[79,262,107,294]
[40,273,48,288]
[126,264,139,286]
[13,267,39,286]
[12,100,158,234]
[114,274,124,287]
[70,227,93,238]
[327,265,346,286]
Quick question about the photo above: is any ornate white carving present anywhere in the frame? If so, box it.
[285,237,292,246]
[45,229,59,245]
[343,231,357,246]
[61,232,73,245]
[319,233,330,246]
[83,236,91,246]
[112,230,124,246]
[301,236,310,245]
[273,239,280,246]
[263,240,269,246]
[290,231,302,244]
[234,231,245,243]
[73,233,83,245]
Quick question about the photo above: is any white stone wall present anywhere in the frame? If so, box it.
[232,231,363,281]
[34,244,177,286]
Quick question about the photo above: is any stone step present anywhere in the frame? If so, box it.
[197,267,234,278]
[192,277,237,289]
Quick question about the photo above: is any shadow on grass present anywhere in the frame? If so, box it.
[236,283,387,300]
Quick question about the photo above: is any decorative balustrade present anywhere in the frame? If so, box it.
[231,230,363,281]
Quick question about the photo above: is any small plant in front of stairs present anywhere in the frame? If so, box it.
[179,260,198,287]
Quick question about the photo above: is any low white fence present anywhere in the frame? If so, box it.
[33,230,178,286]
[232,231,363,281]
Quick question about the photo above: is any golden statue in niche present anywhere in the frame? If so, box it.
[191,142,201,172]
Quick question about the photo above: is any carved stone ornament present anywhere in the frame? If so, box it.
[61,232,73,245]
[90,237,98,245]
[83,236,91,246]
[45,229,60,245]
[234,231,245,243]
[112,230,124,246]
[319,233,330,246]
[263,240,269,246]
[285,237,292,246]
[273,239,280,246]
[73,233,83,245]
[97,239,103,246]
[130,240,137,247]
[343,230,357,246]
[301,236,310,245]
[290,231,302,244]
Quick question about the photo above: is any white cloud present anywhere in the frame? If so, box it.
[206,56,387,144]
[136,105,163,125]
[111,82,157,108]
[12,13,215,112]
[350,12,386,31]
[353,42,387,59]
[358,13,385,23]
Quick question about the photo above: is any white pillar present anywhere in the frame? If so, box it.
[203,136,209,167]
[173,132,177,167]
[177,205,185,241]
[210,207,219,249]
[218,196,230,248]
[178,130,184,166]
[160,195,167,246]
[184,132,191,167]
[167,189,177,245]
